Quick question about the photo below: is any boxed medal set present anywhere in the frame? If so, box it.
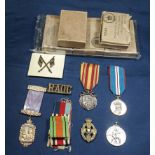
[33,10,140,59]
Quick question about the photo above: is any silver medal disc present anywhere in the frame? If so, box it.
[79,93,97,110]
[106,123,126,146]
[110,98,127,116]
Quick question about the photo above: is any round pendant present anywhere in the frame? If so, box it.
[106,123,126,146]
[110,98,127,116]
[79,92,97,110]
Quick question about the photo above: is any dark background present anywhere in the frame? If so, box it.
[6,0,150,155]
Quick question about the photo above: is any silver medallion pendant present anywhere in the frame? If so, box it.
[106,123,126,146]
[110,98,127,116]
[79,91,97,110]
[19,118,36,147]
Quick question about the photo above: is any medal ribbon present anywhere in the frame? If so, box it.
[80,63,100,91]
[49,99,72,148]
[23,89,44,113]
[108,65,126,96]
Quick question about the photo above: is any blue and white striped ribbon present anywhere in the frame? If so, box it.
[108,65,126,96]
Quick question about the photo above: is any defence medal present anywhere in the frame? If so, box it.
[79,63,100,110]
[19,85,46,147]
[81,118,97,142]
[108,65,127,116]
[106,122,126,146]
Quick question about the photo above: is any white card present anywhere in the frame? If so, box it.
[28,53,65,78]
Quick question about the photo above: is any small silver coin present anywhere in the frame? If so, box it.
[79,94,97,110]
[106,123,126,146]
[110,98,127,116]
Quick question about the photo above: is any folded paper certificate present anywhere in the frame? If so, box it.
[100,11,131,47]
[28,53,65,78]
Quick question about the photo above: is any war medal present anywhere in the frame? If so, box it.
[19,85,46,147]
[79,63,100,110]
[108,66,127,116]
[81,119,97,142]
[106,122,126,146]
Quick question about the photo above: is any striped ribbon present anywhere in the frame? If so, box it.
[59,100,72,115]
[48,99,72,148]
[80,63,100,90]
[108,65,126,96]
[50,115,69,138]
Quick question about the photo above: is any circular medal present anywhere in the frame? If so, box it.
[110,98,127,116]
[106,123,126,146]
[79,93,97,110]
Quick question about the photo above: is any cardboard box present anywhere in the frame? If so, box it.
[57,10,87,48]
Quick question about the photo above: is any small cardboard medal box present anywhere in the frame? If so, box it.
[57,10,87,48]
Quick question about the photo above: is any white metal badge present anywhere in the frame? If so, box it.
[106,123,126,146]
[28,53,65,78]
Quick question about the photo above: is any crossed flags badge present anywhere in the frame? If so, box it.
[38,55,55,73]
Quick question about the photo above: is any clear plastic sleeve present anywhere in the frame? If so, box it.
[33,14,141,59]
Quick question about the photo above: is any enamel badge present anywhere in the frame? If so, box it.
[81,119,97,142]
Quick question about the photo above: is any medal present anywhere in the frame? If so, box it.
[108,65,127,116]
[79,63,100,110]
[19,85,46,147]
[81,118,97,142]
[106,122,126,146]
